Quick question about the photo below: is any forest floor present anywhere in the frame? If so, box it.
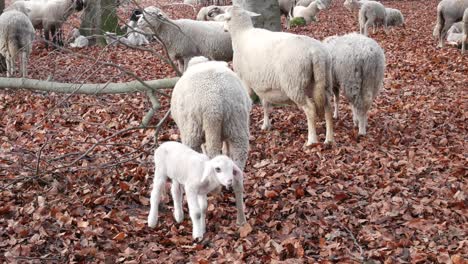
[0,0,467,263]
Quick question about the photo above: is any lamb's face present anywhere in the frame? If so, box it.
[208,156,242,188]
[138,6,166,33]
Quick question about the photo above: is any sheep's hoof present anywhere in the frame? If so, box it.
[236,217,247,226]
[356,134,365,143]
[303,142,320,148]
[147,221,157,228]
[193,236,203,244]
[261,123,271,130]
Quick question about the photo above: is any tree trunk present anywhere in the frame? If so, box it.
[0,0,6,73]
[233,0,281,32]
[80,0,122,46]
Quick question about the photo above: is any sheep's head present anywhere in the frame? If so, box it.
[215,6,260,32]
[74,0,85,12]
[137,6,168,34]
[206,6,226,21]
[130,9,143,22]
[202,156,243,188]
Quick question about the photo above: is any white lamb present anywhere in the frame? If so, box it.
[196,5,231,21]
[148,141,245,240]
[0,8,35,77]
[69,28,89,48]
[216,6,334,145]
[385,7,404,27]
[323,33,385,137]
[297,0,332,8]
[359,1,387,36]
[290,0,327,24]
[433,0,468,48]
[137,6,233,72]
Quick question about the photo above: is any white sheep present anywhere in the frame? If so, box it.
[69,28,89,48]
[385,7,404,27]
[137,6,233,72]
[359,1,387,36]
[103,31,149,47]
[433,0,468,48]
[0,9,35,77]
[462,8,468,54]
[297,0,332,8]
[290,0,326,24]
[343,0,368,12]
[323,33,385,137]
[196,5,231,21]
[446,21,463,46]
[216,6,334,145]
[148,141,245,240]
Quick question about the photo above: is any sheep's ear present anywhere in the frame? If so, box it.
[232,163,243,182]
[201,162,214,183]
[244,10,261,17]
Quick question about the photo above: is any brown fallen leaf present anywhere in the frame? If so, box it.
[239,223,253,238]
[113,232,126,241]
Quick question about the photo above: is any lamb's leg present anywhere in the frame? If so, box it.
[261,99,272,130]
[333,89,340,119]
[148,167,167,228]
[197,194,207,234]
[324,101,334,144]
[364,20,373,36]
[171,181,184,223]
[356,108,368,136]
[186,190,203,239]
[352,105,359,127]
[302,100,318,145]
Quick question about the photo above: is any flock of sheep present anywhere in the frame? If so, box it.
[0,0,467,240]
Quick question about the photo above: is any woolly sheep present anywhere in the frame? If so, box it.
[148,141,245,240]
[69,28,89,48]
[291,0,327,24]
[298,0,332,8]
[0,9,35,77]
[433,0,468,48]
[343,0,369,12]
[216,6,334,145]
[359,1,387,36]
[385,8,404,27]
[445,21,464,48]
[137,6,233,72]
[323,33,385,136]
[196,5,231,21]
[463,8,468,53]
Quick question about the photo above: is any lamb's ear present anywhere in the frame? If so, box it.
[232,163,244,182]
[201,161,214,183]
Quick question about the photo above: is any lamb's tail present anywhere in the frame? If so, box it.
[311,49,332,118]
[433,3,444,38]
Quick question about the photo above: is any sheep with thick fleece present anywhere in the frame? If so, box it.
[196,5,231,21]
[0,9,35,77]
[433,0,468,48]
[462,8,468,54]
[216,6,334,145]
[138,6,232,72]
[291,0,327,24]
[323,33,385,136]
[385,7,404,27]
[359,1,387,36]
[148,141,245,239]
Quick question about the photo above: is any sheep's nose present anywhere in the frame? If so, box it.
[226,179,233,186]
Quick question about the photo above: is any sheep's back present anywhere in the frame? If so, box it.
[0,11,35,54]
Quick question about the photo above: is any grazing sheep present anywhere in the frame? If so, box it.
[343,0,369,12]
[137,6,233,72]
[148,141,245,240]
[196,5,231,21]
[385,7,404,27]
[216,6,334,145]
[298,0,332,8]
[359,1,387,36]
[0,9,35,77]
[433,0,468,48]
[323,33,385,137]
[463,8,468,53]
[291,0,326,24]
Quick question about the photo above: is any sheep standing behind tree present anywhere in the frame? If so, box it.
[323,33,385,137]
[433,0,468,48]
[0,9,35,77]
[170,56,251,226]
[137,6,233,72]
[216,6,334,145]
[359,1,387,36]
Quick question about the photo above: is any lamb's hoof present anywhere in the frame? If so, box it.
[174,214,184,224]
[303,141,320,148]
[148,220,157,228]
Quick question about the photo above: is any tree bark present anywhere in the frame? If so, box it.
[0,0,6,73]
[80,0,122,46]
[233,0,281,32]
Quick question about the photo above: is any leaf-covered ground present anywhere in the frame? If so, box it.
[1,0,467,263]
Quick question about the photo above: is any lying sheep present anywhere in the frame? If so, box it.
[196,5,231,21]
[0,8,35,77]
[291,0,326,24]
[463,8,468,54]
[148,141,245,240]
[216,6,334,145]
[433,0,468,48]
[385,7,404,27]
[323,33,385,137]
[69,28,89,48]
[103,31,149,46]
[446,22,464,46]
[359,1,387,36]
[138,6,233,72]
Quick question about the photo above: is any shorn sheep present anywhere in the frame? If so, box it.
[216,6,334,145]
[463,8,468,54]
[0,8,35,77]
[196,5,231,21]
[385,7,404,27]
[359,1,387,36]
[137,6,233,72]
[148,141,245,240]
[291,0,327,24]
[323,33,385,137]
[433,0,468,48]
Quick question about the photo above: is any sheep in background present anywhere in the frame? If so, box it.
[290,0,327,24]
[120,9,143,33]
[277,0,296,28]
[69,28,89,48]
[170,56,251,227]
[463,8,468,54]
[433,0,468,48]
[359,1,387,36]
[148,141,245,240]
[385,7,404,27]
[343,0,369,12]
[216,6,334,145]
[323,33,385,137]
[137,6,233,72]
[446,22,463,46]
[196,5,231,21]
[298,0,332,8]
[0,8,35,77]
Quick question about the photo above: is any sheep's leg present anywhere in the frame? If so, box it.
[171,181,184,223]
[186,190,204,239]
[333,90,340,119]
[302,100,318,145]
[226,138,247,225]
[462,33,466,54]
[21,51,28,78]
[261,99,272,130]
[203,119,223,158]
[148,168,166,228]
[324,102,334,144]
[232,172,246,226]
[5,56,12,77]
[197,194,207,234]
[356,108,368,136]
[364,20,373,36]
[180,124,203,153]
[439,20,454,48]
[351,105,359,127]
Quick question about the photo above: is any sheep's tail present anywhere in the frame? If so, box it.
[433,3,444,38]
[360,48,385,109]
[311,50,332,118]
